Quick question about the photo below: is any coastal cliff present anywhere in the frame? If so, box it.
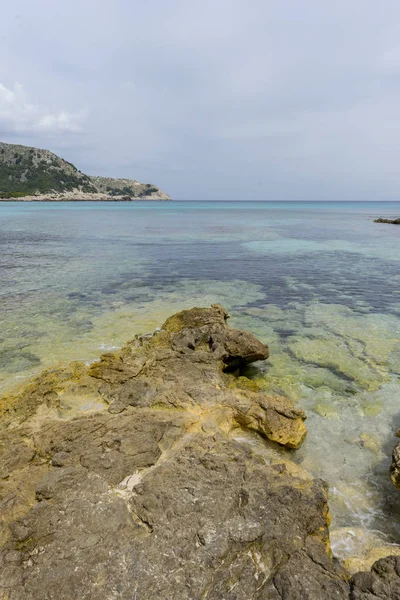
[0,141,170,200]
[1,305,399,599]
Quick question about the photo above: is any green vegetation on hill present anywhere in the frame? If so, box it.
[0,142,170,199]
[0,143,95,197]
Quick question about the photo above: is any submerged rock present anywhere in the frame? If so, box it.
[0,304,399,598]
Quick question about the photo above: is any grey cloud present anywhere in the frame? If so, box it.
[1,0,400,199]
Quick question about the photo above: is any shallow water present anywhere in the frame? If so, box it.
[1,200,400,559]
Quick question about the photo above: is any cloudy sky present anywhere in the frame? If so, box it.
[1,1,400,200]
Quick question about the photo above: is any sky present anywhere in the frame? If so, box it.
[1,1,400,200]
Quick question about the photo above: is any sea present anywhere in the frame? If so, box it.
[1,200,400,561]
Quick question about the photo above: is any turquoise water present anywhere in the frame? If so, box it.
[1,200,400,561]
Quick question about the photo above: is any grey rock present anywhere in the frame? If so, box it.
[391,440,400,491]
[1,305,399,598]
[350,556,400,599]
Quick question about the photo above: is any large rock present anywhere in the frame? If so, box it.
[0,304,399,598]
[350,556,400,598]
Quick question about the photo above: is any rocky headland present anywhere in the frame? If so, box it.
[374,218,400,225]
[0,141,170,201]
[1,304,400,599]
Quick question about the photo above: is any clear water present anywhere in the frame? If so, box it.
[1,200,400,560]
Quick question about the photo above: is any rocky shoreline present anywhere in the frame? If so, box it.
[1,304,399,599]
[0,191,170,202]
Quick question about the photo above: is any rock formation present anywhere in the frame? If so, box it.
[0,304,399,598]
[374,218,400,225]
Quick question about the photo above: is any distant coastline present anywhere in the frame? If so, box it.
[0,195,171,202]
[0,141,170,201]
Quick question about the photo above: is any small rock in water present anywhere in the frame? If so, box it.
[374,217,400,224]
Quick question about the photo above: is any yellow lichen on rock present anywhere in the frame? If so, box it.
[3,305,400,598]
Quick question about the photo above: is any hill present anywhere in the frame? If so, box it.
[0,142,170,200]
